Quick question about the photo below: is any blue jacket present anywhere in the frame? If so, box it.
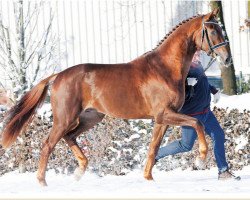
[180,63,218,115]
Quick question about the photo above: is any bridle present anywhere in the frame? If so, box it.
[200,16,229,56]
[200,16,230,70]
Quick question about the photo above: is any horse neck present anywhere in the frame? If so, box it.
[156,20,201,79]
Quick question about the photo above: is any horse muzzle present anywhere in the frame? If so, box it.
[224,56,232,67]
[216,54,232,68]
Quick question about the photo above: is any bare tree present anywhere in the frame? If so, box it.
[0,0,59,98]
[0,0,60,172]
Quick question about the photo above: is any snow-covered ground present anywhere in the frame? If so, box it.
[1,93,250,199]
[212,93,250,111]
[0,167,249,199]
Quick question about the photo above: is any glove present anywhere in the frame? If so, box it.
[213,90,221,104]
[187,78,198,86]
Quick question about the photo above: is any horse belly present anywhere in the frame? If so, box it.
[83,86,151,119]
[82,67,152,119]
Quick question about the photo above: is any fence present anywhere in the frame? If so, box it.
[0,0,249,87]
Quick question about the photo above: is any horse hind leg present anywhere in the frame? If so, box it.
[37,124,70,186]
[37,106,83,186]
[63,108,105,181]
[63,136,87,181]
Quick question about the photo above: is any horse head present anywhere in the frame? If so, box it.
[196,8,232,67]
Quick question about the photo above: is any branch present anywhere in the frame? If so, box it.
[25,3,41,48]
[0,18,9,56]
[26,7,53,68]
[0,15,21,83]
[24,2,42,31]
[32,9,54,82]
[0,24,18,71]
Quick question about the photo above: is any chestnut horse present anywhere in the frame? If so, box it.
[1,9,231,186]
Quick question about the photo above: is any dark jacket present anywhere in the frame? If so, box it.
[180,63,218,115]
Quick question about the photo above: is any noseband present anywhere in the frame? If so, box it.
[200,16,229,57]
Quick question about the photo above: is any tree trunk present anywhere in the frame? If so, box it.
[210,1,237,95]
[248,1,250,18]
[16,0,28,173]
[18,0,27,92]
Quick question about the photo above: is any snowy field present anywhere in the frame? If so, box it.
[0,93,250,199]
[0,167,250,199]
[212,93,250,112]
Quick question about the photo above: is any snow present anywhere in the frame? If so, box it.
[0,167,249,199]
[211,93,250,111]
[37,103,52,120]
[235,135,248,152]
[124,133,140,142]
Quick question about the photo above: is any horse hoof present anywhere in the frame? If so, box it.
[144,174,154,181]
[74,167,85,181]
[37,175,48,186]
[195,156,206,170]
[38,180,48,187]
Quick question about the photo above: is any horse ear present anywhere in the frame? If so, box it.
[212,8,220,17]
[204,8,220,21]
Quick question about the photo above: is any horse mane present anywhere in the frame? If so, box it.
[153,14,202,50]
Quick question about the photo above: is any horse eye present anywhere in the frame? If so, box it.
[211,30,217,36]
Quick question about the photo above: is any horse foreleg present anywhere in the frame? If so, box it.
[144,123,168,180]
[156,111,208,163]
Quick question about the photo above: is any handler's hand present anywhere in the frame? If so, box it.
[213,90,221,104]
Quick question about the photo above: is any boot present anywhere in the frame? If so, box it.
[218,169,241,181]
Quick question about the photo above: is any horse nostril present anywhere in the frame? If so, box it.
[225,57,231,65]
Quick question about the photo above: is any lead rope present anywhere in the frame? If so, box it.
[204,56,217,72]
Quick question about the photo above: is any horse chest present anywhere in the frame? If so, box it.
[141,81,184,112]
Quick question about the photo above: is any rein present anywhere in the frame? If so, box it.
[204,56,216,72]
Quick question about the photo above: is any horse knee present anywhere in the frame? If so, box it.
[63,135,76,147]
[193,119,204,131]
[41,141,52,156]
[41,135,59,156]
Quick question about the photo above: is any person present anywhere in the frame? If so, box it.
[155,51,241,180]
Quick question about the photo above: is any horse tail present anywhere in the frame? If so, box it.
[1,74,58,149]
